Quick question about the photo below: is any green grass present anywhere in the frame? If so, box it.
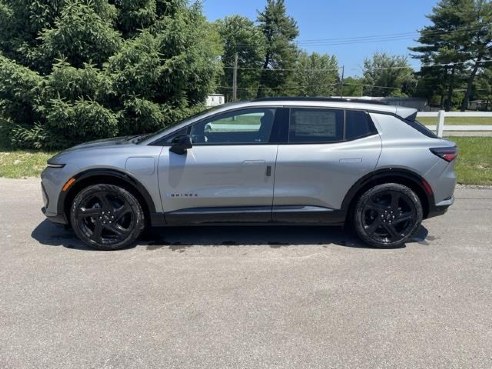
[419,116,492,125]
[0,150,54,178]
[449,136,492,185]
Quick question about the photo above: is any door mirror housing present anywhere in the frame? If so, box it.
[170,135,192,155]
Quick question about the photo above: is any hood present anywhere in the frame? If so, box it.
[47,136,138,165]
[64,135,137,152]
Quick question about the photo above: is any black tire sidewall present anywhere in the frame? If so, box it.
[70,184,145,250]
[354,183,423,248]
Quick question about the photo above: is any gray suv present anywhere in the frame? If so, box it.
[41,98,457,250]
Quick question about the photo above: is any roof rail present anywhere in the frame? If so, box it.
[253,97,389,105]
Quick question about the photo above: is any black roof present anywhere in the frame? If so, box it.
[253,97,389,105]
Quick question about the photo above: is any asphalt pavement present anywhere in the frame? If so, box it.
[0,178,491,369]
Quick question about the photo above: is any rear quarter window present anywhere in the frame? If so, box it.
[403,118,438,138]
[345,110,378,140]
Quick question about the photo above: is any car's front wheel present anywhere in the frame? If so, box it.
[354,183,423,248]
[70,184,145,250]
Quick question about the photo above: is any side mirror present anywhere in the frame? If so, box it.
[170,135,192,155]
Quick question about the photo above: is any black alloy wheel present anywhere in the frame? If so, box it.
[70,184,145,250]
[354,183,423,248]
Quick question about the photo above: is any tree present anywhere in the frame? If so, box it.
[472,66,492,109]
[293,51,339,96]
[413,66,453,108]
[362,53,416,97]
[216,15,266,101]
[341,77,364,97]
[411,0,492,111]
[0,0,222,149]
[0,0,61,70]
[256,0,299,97]
[39,1,122,70]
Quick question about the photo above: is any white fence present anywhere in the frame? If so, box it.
[417,111,492,137]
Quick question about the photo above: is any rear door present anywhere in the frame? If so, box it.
[273,108,382,223]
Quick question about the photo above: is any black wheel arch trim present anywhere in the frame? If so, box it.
[341,168,435,219]
[57,169,157,225]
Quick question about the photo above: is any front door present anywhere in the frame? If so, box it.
[158,108,279,224]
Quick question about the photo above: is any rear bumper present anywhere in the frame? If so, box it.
[427,196,454,219]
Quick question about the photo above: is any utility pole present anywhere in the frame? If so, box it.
[232,52,238,101]
[339,65,345,98]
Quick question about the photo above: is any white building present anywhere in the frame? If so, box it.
[206,94,225,107]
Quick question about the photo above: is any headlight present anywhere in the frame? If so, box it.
[46,163,66,168]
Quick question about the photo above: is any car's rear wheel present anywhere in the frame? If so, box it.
[354,183,423,248]
[70,184,145,250]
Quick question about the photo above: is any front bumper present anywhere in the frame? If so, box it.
[41,206,68,224]
[41,173,69,225]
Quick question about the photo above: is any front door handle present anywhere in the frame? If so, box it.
[242,160,265,166]
[241,161,272,177]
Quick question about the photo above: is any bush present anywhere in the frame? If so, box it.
[0,1,221,150]
[10,123,50,150]
[39,0,121,69]
[45,99,118,148]
[0,55,43,126]
[120,97,166,135]
[46,61,113,103]
[0,117,13,150]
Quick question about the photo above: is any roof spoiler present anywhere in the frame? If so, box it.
[395,107,418,121]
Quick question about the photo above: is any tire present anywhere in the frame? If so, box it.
[70,184,145,250]
[353,183,423,248]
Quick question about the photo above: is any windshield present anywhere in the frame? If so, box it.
[137,105,226,144]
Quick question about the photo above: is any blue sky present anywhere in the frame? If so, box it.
[202,0,438,77]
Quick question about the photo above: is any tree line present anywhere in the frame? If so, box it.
[218,0,491,110]
[0,0,491,150]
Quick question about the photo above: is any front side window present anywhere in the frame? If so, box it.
[190,108,276,145]
[289,108,343,143]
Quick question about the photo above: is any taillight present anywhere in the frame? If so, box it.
[430,146,458,162]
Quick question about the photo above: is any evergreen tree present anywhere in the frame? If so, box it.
[0,0,222,149]
[411,0,492,110]
[256,0,299,97]
[216,15,266,101]
[473,67,492,109]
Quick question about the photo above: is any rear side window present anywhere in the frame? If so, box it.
[345,110,378,140]
[287,108,377,144]
[289,108,343,143]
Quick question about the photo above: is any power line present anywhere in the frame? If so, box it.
[222,66,342,72]
[294,24,491,47]
[228,24,491,50]
[298,32,417,43]
[221,59,492,73]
